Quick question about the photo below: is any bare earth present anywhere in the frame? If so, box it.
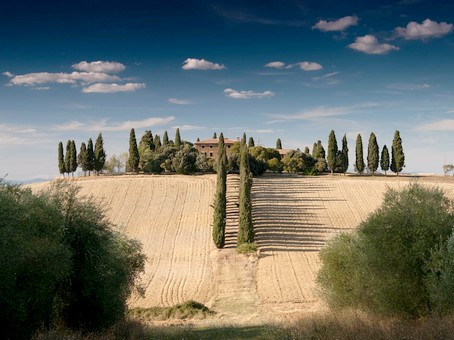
[30,173,454,325]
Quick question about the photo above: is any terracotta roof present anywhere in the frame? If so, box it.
[195,138,238,144]
[277,148,293,156]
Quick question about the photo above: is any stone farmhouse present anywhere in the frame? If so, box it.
[194,137,239,159]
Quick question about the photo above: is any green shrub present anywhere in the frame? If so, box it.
[317,183,454,318]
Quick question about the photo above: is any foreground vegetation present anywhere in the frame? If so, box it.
[0,180,145,339]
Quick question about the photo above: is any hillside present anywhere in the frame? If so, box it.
[30,174,454,324]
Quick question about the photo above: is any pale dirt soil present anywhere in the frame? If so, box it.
[29,173,454,327]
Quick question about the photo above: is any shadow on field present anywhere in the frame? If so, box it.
[252,175,345,252]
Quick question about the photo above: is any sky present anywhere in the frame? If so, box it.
[2,0,454,180]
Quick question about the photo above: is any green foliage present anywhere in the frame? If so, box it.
[58,141,66,175]
[367,132,379,175]
[341,134,349,174]
[64,140,72,176]
[281,149,316,174]
[327,130,338,175]
[196,153,214,173]
[162,130,169,145]
[94,133,106,174]
[355,134,365,174]
[78,142,89,174]
[0,182,145,338]
[312,140,326,160]
[318,184,454,318]
[172,145,197,174]
[276,138,282,149]
[391,130,405,175]
[213,133,227,248]
[86,138,95,175]
[267,157,283,172]
[248,137,255,148]
[212,132,217,139]
[238,143,254,245]
[130,301,214,321]
[174,128,181,148]
[153,134,162,149]
[128,128,140,173]
[138,130,154,170]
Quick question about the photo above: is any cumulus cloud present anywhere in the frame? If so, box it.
[348,35,399,54]
[8,72,121,86]
[182,58,225,70]
[82,83,145,93]
[264,61,286,69]
[395,19,453,40]
[72,61,126,73]
[417,119,454,131]
[224,88,275,99]
[168,98,192,105]
[295,62,323,71]
[313,15,359,32]
[52,116,175,132]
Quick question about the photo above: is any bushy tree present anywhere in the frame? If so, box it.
[317,184,454,318]
[327,131,338,175]
[87,138,95,176]
[172,145,197,174]
[58,141,66,176]
[367,132,379,175]
[213,133,227,248]
[128,128,140,173]
[391,130,405,176]
[0,181,145,338]
[355,134,365,174]
[312,140,326,160]
[94,133,106,175]
[196,153,214,173]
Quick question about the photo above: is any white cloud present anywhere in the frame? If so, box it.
[224,88,275,99]
[8,72,121,86]
[387,83,430,91]
[395,19,453,40]
[3,71,14,78]
[182,58,225,70]
[82,82,145,93]
[72,61,126,73]
[294,61,323,71]
[52,116,175,132]
[32,86,51,91]
[313,72,339,80]
[264,61,286,69]
[417,119,454,131]
[171,125,206,131]
[168,98,192,105]
[348,35,399,55]
[313,15,359,32]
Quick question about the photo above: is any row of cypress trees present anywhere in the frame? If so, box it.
[327,130,404,176]
[58,133,106,177]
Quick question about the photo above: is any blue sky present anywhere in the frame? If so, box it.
[2,0,454,179]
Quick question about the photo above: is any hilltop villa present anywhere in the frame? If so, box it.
[194,137,238,159]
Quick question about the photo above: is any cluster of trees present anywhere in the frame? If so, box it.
[318,183,454,318]
[327,130,405,176]
[58,133,106,177]
[0,180,145,338]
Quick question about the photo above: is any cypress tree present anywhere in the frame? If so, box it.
[212,132,217,139]
[341,134,349,174]
[162,130,169,145]
[58,141,66,177]
[70,140,77,177]
[78,142,88,176]
[153,134,162,149]
[381,145,390,176]
[367,132,379,175]
[94,133,106,175]
[241,133,247,146]
[304,146,310,154]
[175,128,181,148]
[128,128,140,173]
[238,142,254,245]
[139,130,154,169]
[64,140,72,177]
[86,138,95,176]
[276,138,282,150]
[391,130,405,176]
[213,133,227,248]
[355,134,365,174]
[248,137,255,148]
[327,130,338,175]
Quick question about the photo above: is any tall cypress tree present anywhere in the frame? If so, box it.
[212,132,217,139]
[327,130,338,175]
[341,134,349,174]
[381,145,390,176]
[276,138,282,150]
[241,132,247,145]
[70,140,77,177]
[213,133,227,248]
[174,128,181,148]
[162,130,169,145]
[128,128,140,173]
[58,141,66,177]
[153,134,162,149]
[391,130,405,176]
[94,133,106,175]
[355,134,365,174]
[248,137,255,148]
[78,142,88,176]
[86,138,95,176]
[64,140,72,177]
[138,130,154,170]
[238,142,254,245]
[367,132,379,175]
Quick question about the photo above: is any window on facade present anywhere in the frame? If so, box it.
[201,145,205,148]
[209,145,213,148]
[210,152,213,157]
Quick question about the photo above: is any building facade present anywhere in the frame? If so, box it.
[194,137,238,159]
